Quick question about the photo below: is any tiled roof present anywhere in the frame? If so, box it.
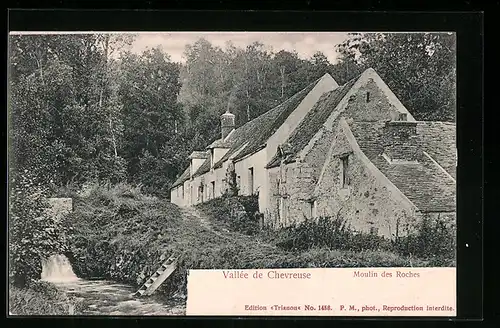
[231,79,320,162]
[172,75,323,186]
[266,77,358,168]
[348,121,456,212]
[189,151,209,159]
[212,77,321,168]
[171,166,190,189]
[207,139,231,149]
[416,122,456,179]
[212,105,282,169]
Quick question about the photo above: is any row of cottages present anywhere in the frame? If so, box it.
[170,68,456,239]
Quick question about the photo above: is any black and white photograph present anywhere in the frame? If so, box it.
[8,31,457,316]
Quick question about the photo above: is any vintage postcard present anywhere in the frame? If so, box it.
[8,31,456,316]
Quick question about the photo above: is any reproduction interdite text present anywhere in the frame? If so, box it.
[186,268,456,316]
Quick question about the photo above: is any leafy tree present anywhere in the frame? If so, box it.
[118,47,183,189]
[336,32,456,121]
[9,34,131,188]
[9,170,68,287]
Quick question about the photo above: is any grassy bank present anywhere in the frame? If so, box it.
[9,281,85,316]
[65,184,439,303]
[197,195,455,267]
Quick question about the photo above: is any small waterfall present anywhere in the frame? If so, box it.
[41,254,79,282]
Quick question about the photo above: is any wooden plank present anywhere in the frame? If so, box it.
[142,260,178,296]
[133,252,183,297]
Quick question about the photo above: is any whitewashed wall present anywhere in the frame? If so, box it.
[233,148,268,212]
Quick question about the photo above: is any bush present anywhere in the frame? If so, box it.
[270,216,392,252]
[196,194,261,235]
[394,216,455,260]
[9,281,84,315]
[268,215,454,263]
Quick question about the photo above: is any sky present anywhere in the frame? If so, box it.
[130,32,350,64]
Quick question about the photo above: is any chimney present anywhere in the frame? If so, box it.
[221,110,235,140]
[382,116,419,162]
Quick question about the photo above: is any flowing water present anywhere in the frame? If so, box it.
[41,255,185,316]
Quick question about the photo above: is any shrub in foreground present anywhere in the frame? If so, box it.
[196,194,262,235]
[9,281,85,315]
[394,215,456,261]
[270,217,392,253]
[269,215,455,263]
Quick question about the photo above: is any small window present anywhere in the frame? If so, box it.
[341,155,349,188]
[211,181,215,198]
[248,167,254,195]
[310,200,317,218]
[366,92,370,103]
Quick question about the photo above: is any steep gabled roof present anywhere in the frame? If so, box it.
[231,79,320,162]
[212,76,321,168]
[266,76,358,168]
[348,121,456,212]
[172,75,325,186]
[212,105,281,169]
[207,139,231,149]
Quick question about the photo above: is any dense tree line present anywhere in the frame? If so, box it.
[9,32,456,200]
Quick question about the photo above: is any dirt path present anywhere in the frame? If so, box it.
[179,206,211,229]
[179,206,232,240]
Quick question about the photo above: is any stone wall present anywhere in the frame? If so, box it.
[266,167,280,227]
[266,161,316,228]
[342,78,402,122]
[270,117,423,239]
[313,125,419,239]
[299,76,404,182]
[268,75,421,238]
[421,212,456,232]
[300,129,335,182]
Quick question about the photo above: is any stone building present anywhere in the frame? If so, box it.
[170,68,456,239]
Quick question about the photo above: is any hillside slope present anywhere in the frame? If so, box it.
[64,184,430,303]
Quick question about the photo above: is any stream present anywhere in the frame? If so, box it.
[41,255,185,316]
